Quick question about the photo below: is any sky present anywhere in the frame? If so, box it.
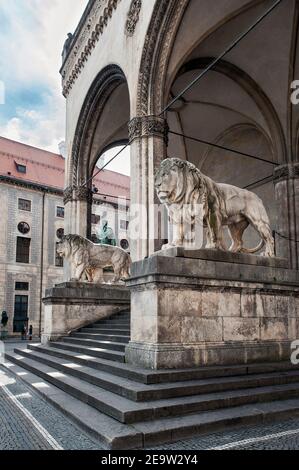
[0,0,130,176]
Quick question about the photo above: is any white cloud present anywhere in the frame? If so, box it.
[0,92,66,151]
[0,0,88,152]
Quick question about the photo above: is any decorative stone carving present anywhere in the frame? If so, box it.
[155,158,275,257]
[125,0,142,36]
[128,116,169,143]
[74,186,93,203]
[63,186,93,204]
[128,117,142,141]
[63,186,73,205]
[61,0,120,97]
[70,65,125,188]
[137,0,188,115]
[274,163,299,182]
[56,234,131,283]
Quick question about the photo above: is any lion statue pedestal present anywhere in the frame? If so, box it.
[42,282,130,344]
[125,249,299,369]
[124,158,298,369]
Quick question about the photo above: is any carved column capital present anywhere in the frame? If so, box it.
[128,116,169,144]
[63,186,74,205]
[274,163,299,182]
[74,186,93,203]
[63,185,93,204]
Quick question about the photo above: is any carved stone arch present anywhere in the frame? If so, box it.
[200,122,275,170]
[137,0,286,165]
[89,138,129,178]
[70,64,127,189]
[137,0,189,116]
[176,58,286,164]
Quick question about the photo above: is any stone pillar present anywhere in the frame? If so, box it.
[274,163,299,270]
[63,186,93,237]
[63,186,93,280]
[128,116,169,261]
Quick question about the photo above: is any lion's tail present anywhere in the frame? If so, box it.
[241,239,264,254]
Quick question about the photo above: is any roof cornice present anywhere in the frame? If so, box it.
[0,175,64,196]
[60,0,121,98]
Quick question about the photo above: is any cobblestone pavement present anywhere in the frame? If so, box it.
[1,364,299,450]
[150,419,299,450]
[0,366,103,450]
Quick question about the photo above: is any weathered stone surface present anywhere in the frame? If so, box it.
[159,289,202,317]
[223,318,259,342]
[202,290,240,317]
[260,318,289,341]
[256,294,277,317]
[42,283,130,343]
[241,292,257,317]
[126,253,299,369]
[181,317,223,342]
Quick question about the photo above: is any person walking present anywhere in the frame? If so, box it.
[21,324,27,341]
[28,325,33,341]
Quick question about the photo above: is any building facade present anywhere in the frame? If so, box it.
[61,0,299,268]
[0,136,130,336]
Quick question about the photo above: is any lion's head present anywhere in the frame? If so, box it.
[155,158,204,205]
[56,234,90,260]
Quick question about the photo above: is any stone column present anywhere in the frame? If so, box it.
[63,186,93,237]
[128,115,169,261]
[63,186,93,280]
[274,163,299,270]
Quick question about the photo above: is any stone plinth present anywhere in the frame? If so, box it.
[125,248,299,369]
[42,282,130,344]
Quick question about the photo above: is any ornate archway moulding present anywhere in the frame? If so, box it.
[137,0,189,116]
[70,64,127,188]
[125,0,142,36]
[60,0,121,98]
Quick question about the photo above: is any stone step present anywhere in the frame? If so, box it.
[87,326,131,334]
[14,347,299,402]
[96,318,130,325]
[62,337,127,352]
[71,332,130,343]
[27,343,299,385]
[3,357,142,450]
[81,327,131,336]
[6,351,299,424]
[133,399,299,447]
[28,344,153,383]
[5,353,299,449]
[48,341,126,363]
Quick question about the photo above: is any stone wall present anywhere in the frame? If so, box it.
[126,249,299,369]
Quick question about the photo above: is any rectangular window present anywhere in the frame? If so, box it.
[120,220,129,231]
[56,206,64,218]
[13,295,28,333]
[18,198,31,212]
[91,214,101,225]
[16,164,26,174]
[55,243,64,267]
[15,282,29,291]
[16,237,31,263]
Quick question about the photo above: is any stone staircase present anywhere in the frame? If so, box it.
[4,309,299,449]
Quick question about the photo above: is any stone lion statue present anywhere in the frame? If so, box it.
[155,158,275,257]
[56,235,131,283]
